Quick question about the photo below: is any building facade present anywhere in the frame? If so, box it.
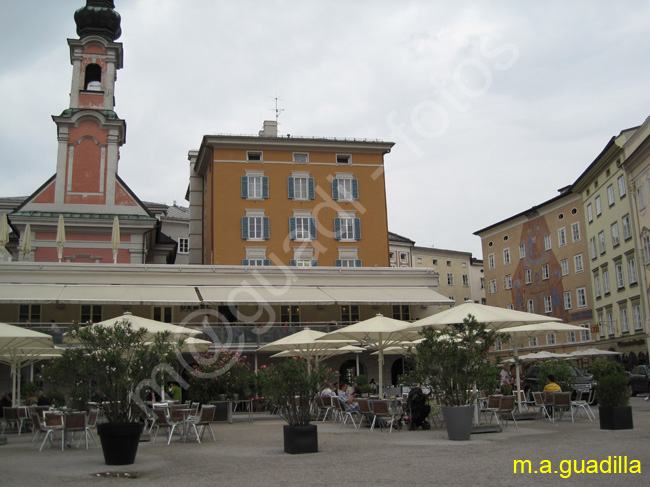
[388,232,415,268]
[189,121,393,267]
[412,246,474,306]
[475,190,594,355]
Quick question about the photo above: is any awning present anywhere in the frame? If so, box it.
[197,286,334,305]
[0,284,201,305]
[320,287,452,305]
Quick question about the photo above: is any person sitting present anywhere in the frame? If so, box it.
[332,382,340,396]
[337,383,359,412]
[36,390,51,406]
[321,383,335,397]
[542,375,562,394]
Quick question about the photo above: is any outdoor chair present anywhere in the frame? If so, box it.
[84,409,99,446]
[514,389,530,412]
[531,392,552,421]
[355,398,374,428]
[571,390,594,421]
[315,396,332,421]
[335,396,359,429]
[480,395,502,425]
[2,407,24,435]
[497,395,518,429]
[152,408,180,445]
[328,396,341,423]
[31,412,64,451]
[64,412,91,449]
[551,392,573,422]
[187,405,216,443]
[369,400,399,433]
[542,392,556,422]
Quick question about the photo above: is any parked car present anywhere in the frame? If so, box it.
[523,364,597,402]
[629,365,650,397]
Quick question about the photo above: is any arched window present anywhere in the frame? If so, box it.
[84,64,102,91]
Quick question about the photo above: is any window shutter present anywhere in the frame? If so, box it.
[241,217,249,239]
[263,217,270,239]
[332,178,339,200]
[354,218,361,240]
[352,179,359,200]
[262,177,269,199]
[242,259,249,266]
[287,177,295,199]
[308,178,315,200]
[335,259,342,267]
[334,218,341,240]
[355,259,362,267]
[289,217,296,240]
[311,259,318,267]
[241,176,248,198]
[263,259,270,266]
[309,217,317,240]
[290,259,297,266]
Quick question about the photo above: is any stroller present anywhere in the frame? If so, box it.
[404,387,431,430]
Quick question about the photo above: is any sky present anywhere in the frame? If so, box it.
[2,1,650,258]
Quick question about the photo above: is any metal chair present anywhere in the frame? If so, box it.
[369,400,399,433]
[187,405,216,443]
[64,412,91,449]
[571,390,595,421]
[151,408,179,445]
[497,395,518,429]
[480,395,502,425]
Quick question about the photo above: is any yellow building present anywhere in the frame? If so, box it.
[189,121,393,267]
[474,190,594,356]
[412,246,474,306]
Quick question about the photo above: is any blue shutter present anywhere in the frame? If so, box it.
[241,176,248,198]
[241,217,249,239]
[263,259,271,266]
[332,179,339,200]
[352,179,359,200]
[334,218,341,240]
[308,178,315,200]
[242,259,249,266]
[262,177,269,199]
[335,259,342,267]
[290,259,297,266]
[311,259,318,267]
[355,259,362,267]
[263,217,270,239]
[287,177,295,199]
[289,217,296,240]
[354,218,361,240]
[309,218,317,240]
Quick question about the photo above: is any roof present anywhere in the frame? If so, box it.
[388,231,415,244]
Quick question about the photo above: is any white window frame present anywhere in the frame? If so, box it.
[598,231,606,255]
[571,222,581,242]
[527,299,534,313]
[607,310,614,335]
[558,227,567,247]
[580,324,591,342]
[247,173,264,199]
[544,234,552,250]
[519,243,526,259]
[615,262,624,289]
[637,185,647,211]
[643,234,650,264]
[563,291,572,310]
[628,257,638,285]
[245,209,267,241]
[622,214,632,240]
[595,195,602,216]
[618,175,626,198]
[542,264,549,280]
[525,268,532,284]
[546,333,556,345]
[611,222,620,247]
[594,273,601,298]
[620,307,629,333]
[293,152,309,163]
[178,237,189,254]
[488,279,497,295]
[488,253,495,270]
[561,258,569,276]
[633,303,642,330]
[602,269,610,294]
[574,254,584,273]
[462,274,469,287]
[292,172,311,201]
[503,247,511,265]
[590,237,597,260]
[447,273,454,286]
[607,184,615,206]
[576,287,587,308]
[244,246,268,266]
[587,203,593,223]
[544,296,552,313]
[504,274,512,290]
[529,337,538,347]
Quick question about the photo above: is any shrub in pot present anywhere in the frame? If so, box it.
[590,359,632,430]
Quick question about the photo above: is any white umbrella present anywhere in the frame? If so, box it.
[317,314,421,394]
[270,344,365,361]
[111,216,120,263]
[503,351,572,363]
[21,224,32,261]
[0,322,55,406]
[258,328,356,364]
[498,322,585,411]
[569,348,621,358]
[407,302,561,331]
[0,213,9,259]
[56,214,66,262]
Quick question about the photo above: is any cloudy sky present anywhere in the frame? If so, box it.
[2,1,650,257]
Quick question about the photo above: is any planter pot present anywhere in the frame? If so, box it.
[97,423,144,465]
[283,424,318,454]
[218,394,226,401]
[598,405,633,430]
[441,406,474,441]
[232,393,240,401]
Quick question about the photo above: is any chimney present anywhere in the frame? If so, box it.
[259,120,278,137]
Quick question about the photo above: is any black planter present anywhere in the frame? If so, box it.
[283,424,318,454]
[598,405,633,430]
[97,422,144,465]
[441,406,474,441]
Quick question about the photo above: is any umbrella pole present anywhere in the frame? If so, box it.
[512,337,522,413]
[377,348,384,398]
[11,363,17,407]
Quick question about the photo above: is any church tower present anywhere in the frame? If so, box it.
[9,1,175,264]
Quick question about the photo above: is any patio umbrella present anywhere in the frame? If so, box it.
[270,344,365,361]
[257,328,356,363]
[317,314,421,394]
[0,213,9,259]
[498,322,585,411]
[111,216,120,263]
[21,224,32,260]
[503,351,573,363]
[56,214,66,262]
[0,322,56,406]
[569,348,621,358]
[407,302,561,331]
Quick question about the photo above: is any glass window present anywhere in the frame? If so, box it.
[620,307,629,333]
[595,196,602,216]
[637,186,647,210]
[248,176,263,199]
[503,248,511,265]
[632,303,642,330]
[281,305,300,323]
[618,175,626,198]
[594,273,601,298]
[580,324,591,342]
[293,153,308,163]
[563,291,572,310]
[544,234,552,250]
[341,305,359,323]
[587,203,593,223]
[462,274,469,287]
[611,222,620,247]
[546,333,556,345]
[607,184,615,206]
[598,231,606,254]
[574,254,584,273]
[622,214,632,240]
[178,237,189,254]
[576,288,587,308]
[488,253,495,270]
[447,273,454,285]
[542,264,549,280]
[561,259,569,276]
[602,269,611,294]
[489,279,497,294]
[519,243,526,259]
[527,299,534,313]
[589,237,597,260]
[525,269,532,284]
[504,274,512,289]
[615,263,625,289]
[558,228,567,247]
[571,222,581,242]
[294,176,309,200]
[544,296,552,313]
[628,257,638,285]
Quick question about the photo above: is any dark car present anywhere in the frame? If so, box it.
[629,365,650,397]
[523,364,597,402]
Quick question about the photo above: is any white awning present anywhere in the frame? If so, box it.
[320,287,453,305]
[197,286,334,305]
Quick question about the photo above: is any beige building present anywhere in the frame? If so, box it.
[474,190,594,356]
[388,232,415,268]
[622,117,650,363]
[470,257,486,305]
[412,246,474,307]
[573,126,648,364]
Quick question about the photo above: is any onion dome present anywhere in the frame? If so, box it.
[74,1,122,41]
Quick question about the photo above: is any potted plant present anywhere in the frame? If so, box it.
[590,359,632,430]
[408,315,499,440]
[262,357,334,454]
[43,319,181,464]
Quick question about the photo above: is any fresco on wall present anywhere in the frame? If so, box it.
[512,217,571,324]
